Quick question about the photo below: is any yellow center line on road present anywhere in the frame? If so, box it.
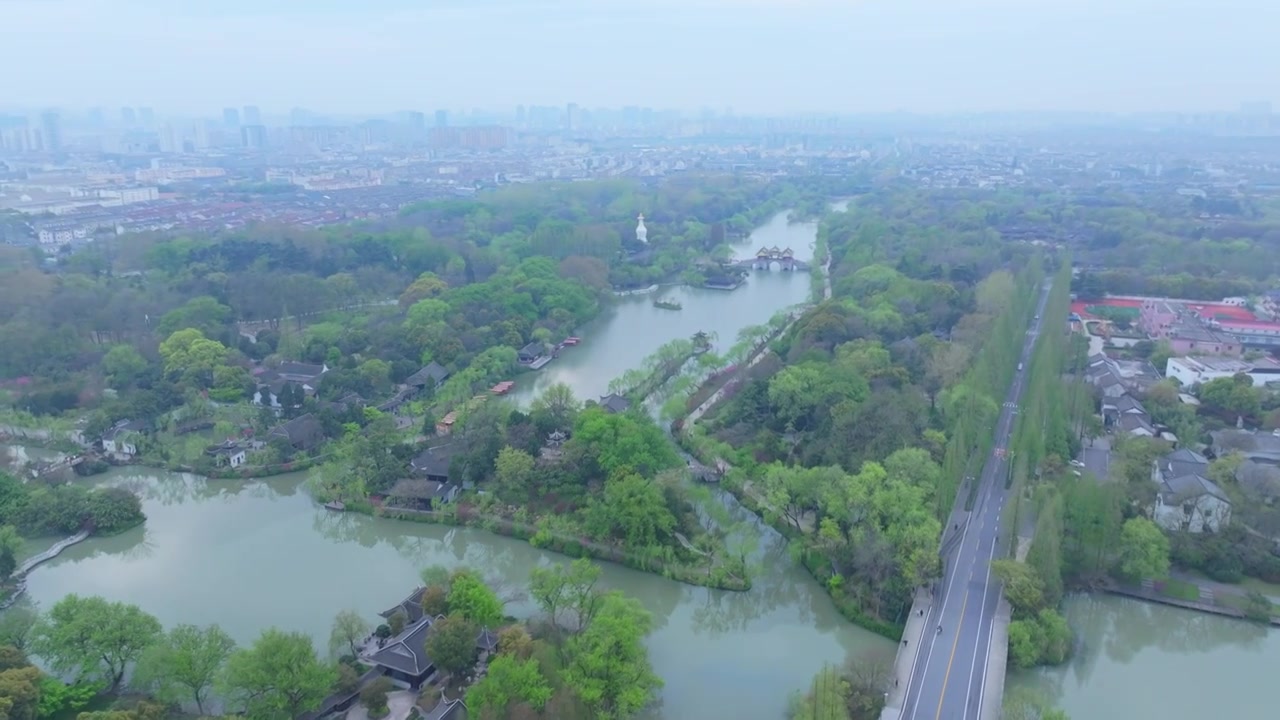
[935,579,971,720]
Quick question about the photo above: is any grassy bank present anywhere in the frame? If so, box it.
[344,498,752,592]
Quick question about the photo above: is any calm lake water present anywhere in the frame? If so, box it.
[19,469,894,720]
[1007,594,1278,719]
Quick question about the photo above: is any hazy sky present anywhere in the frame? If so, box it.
[1,0,1274,115]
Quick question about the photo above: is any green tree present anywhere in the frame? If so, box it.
[158,329,228,386]
[530,382,580,431]
[583,473,677,549]
[0,663,43,720]
[1036,609,1072,665]
[493,447,536,498]
[787,664,847,720]
[570,407,679,479]
[31,595,162,692]
[423,615,478,677]
[1207,453,1243,488]
[529,558,605,634]
[0,609,37,653]
[0,525,21,581]
[101,345,148,388]
[1149,340,1173,373]
[1242,591,1274,624]
[34,677,97,719]
[767,364,831,430]
[359,677,393,718]
[357,359,392,390]
[220,629,336,720]
[134,624,236,714]
[398,272,449,308]
[156,296,233,338]
[465,654,553,718]
[84,488,145,534]
[991,560,1046,618]
[564,593,662,719]
[328,610,369,660]
[209,365,254,402]
[1115,517,1170,581]
[446,572,505,627]
[1199,374,1261,420]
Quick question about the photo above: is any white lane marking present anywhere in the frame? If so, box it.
[904,487,982,717]
[965,521,1001,717]
[901,600,935,711]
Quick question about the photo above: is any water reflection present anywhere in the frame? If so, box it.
[509,210,816,407]
[1091,594,1269,664]
[12,465,895,720]
[1010,594,1280,720]
[35,520,149,569]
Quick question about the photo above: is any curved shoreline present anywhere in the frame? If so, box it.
[348,501,752,592]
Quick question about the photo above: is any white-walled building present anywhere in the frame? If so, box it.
[1166,356,1280,388]
[1149,449,1232,533]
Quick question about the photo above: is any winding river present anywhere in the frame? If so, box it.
[7,208,898,720]
[509,209,819,406]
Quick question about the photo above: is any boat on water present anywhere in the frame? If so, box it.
[653,299,683,311]
[323,501,346,512]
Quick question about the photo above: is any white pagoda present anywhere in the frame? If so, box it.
[635,213,648,244]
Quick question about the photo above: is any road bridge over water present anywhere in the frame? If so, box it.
[883,282,1052,720]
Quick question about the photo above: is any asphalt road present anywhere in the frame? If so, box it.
[1081,436,1111,481]
[900,283,1052,720]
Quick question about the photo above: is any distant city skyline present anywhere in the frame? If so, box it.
[1,0,1275,115]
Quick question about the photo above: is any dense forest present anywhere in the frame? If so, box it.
[681,191,1045,634]
[820,187,1280,300]
[0,176,864,404]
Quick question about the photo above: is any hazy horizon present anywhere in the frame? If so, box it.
[1,0,1275,116]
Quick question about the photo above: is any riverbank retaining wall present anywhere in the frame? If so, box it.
[366,503,751,592]
[1103,584,1280,627]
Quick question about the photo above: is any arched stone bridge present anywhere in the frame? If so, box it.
[733,246,809,271]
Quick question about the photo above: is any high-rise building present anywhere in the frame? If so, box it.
[435,109,448,127]
[121,106,137,126]
[242,105,262,125]
[566,103,579,131]
[428,125,510,151]
[158,124,181,154]
[139,107,155,126]
[39,110,62,151]
[240,124,267,149]
[223,107,240,128]
[194,121,211,150]
[87,108,106,128]
[395,111,425,134]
